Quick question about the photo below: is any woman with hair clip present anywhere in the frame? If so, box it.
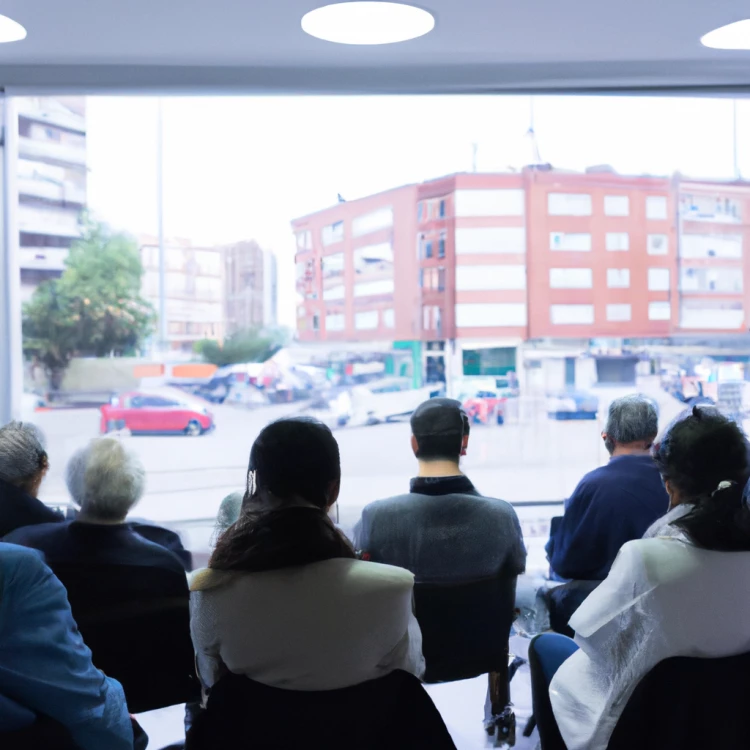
[189,417,424,695]
[548,406,750,750]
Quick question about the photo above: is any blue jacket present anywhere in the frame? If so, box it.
[0,542,133,749]
[546,454,669,581]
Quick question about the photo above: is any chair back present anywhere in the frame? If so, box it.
[528,633,579,750]
[607,651,750,750]
[413,573,517,683]
[52,562,199,714]
[186,670,456,750]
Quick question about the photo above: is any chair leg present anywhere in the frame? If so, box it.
[484,672,516,746]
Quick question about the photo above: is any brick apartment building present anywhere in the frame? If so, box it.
[292,168,750,385]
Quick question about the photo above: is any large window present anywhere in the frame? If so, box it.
[15,92,750,637]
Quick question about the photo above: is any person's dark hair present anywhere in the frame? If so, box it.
[210,418,354,572]
[652,406,750,551]
[411,399,467,462]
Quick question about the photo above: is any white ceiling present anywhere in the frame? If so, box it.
[2,0,750,93]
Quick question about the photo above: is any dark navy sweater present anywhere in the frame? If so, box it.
[546,454,669,581]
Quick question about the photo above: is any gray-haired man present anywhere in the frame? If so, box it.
[546,394,669,581]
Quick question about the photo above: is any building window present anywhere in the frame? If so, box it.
[383,309,395,328]
[417,202,423,222]
[606,232,630,251]
[355,310,379,330]
[423,307,432,331]
[354,279,394,297]
[680,300,744,329]
[604,195,630,216]
[457,227,526,254]
[550,304,595,325]
[607,304,632,322]
[352,207,393,237]
[454,189,525,217]
[681,234,742,259]
[648,268,670,291]
[548,193,592,216]
[647,234,668,255]
[325,313,345,331]
[437,266,446,292]
[648,302,671,321]
[607,268,630,288]
[439,199,446,218]
[457,265,526,291]
[680,267,743,294]
[550,232,592,251]
[455,303,527,327]
[323,285,345,301]
[680,194,741,224]
[322,221,344,246]
[425,240,433,259]
[549,268,593,289]
[312,314,320,331]
[438,232,446,258]
[646,196,668,220]
[295,230,312,250]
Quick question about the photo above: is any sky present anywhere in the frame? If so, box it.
[85,95,750,327]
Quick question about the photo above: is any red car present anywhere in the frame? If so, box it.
[100,392,214,436]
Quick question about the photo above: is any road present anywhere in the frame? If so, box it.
[31,379,689,572]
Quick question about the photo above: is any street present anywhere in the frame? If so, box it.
[32,381,688,573]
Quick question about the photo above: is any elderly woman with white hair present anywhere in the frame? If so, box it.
[0,421,63,537]
[5,437,198,714]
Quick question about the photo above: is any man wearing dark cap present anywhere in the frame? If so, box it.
[353,397,526,588]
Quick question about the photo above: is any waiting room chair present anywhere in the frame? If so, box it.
[52,562,200,714]
[413,573,519,743]
[529,633,750,750]
[185,669,456,750]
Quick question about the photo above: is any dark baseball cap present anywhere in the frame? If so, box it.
[410,398,466,438]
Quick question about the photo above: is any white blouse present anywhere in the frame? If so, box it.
[550,537,750,750]
[190,558,424,692]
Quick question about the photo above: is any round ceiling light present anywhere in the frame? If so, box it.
[301,2,435,45]
[701,19,750,50]
[0,14,25,43]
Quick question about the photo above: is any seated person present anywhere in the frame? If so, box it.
[550,406,750,750]
[0,421,63,537]
[190,417,424,693]
[5,438,194,710]
[546,394,668,581]
[0,542,132,749]
[353,398,526,583]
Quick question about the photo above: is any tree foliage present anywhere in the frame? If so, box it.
[195,327,289,367]
[23,219,155,386]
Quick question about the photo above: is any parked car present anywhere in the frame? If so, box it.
[546,390,599,420]
[100,392,214,436]
[461,390,507,425]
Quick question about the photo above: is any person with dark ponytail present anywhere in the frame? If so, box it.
[190,417,424,695]
[548,406,750,750]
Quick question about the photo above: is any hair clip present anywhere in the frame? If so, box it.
[713,480,735,496]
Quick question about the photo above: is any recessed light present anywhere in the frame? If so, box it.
[701,19,750,50]
[301,2,435,45]
[0,14,25,43]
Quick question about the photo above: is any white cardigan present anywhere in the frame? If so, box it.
[190,558,425,692]
[550,537,750,750]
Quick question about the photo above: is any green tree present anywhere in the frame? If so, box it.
[195,327,289,367]
[23,219,155,389]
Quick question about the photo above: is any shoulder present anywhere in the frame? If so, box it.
[4,520,70,545]
[126,531,188,573]
[0,542,48,586]
[329,558,415,589]
[361,495,413,517]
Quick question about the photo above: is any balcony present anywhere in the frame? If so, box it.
[18,100,85,135]
[18,176,86,206]
[18,136,87,168]
[19,247,68,272]
[18,204,82,238]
